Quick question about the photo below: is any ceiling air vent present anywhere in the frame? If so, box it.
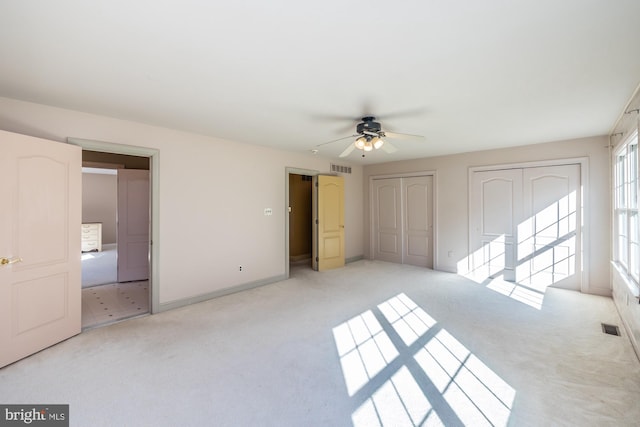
[331,163,352,174]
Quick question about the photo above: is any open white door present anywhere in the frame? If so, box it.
[0,130,81,368]
[312,175,345,271]
[117,169,150,282]
[521,165,581,291]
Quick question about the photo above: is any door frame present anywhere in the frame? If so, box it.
[285,167,319,279]
[467,157,590,293]
[68,138,160,314]
[369,171,438,268]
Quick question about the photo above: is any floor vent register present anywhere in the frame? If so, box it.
[601,323,621,336]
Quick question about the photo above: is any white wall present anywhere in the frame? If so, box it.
[612,269,640,358]
[0,97,364,307]
[364,135,611,296]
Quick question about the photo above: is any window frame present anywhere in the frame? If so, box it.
[613,129,639,286]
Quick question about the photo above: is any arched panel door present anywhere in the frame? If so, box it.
[373,178,402,264]
[313,175,345,271]
[0,130,81,368]
[404,176,433,268]
[470,164,581,291]
[372,175,434,268]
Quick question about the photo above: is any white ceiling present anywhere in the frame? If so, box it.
[1,1,639,164]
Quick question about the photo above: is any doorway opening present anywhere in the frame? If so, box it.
[71,142,157,330]
[289,173,313,268]
[285,168,318,278]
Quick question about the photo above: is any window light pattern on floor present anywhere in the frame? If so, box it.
[333,293,515,427]
[333,309,399,396]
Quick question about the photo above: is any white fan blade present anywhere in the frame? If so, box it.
[381,141,398,153]
[316,134,359,147]
[339,143,356,157]
[383,131,425,141]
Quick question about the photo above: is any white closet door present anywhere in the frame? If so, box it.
[470,169,522,281]
[470,164,581,290]
[373,176,434,267]
[373,178,403,263]
[404,176,433,268]
[520,165,581,291]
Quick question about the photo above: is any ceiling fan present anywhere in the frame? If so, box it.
[316,116,425,158]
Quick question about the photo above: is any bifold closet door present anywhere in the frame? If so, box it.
[404,176,433,268]
[372,176,433,267]
[520,165,581,291]
[470,169,522,281]
[373,178,403,263]
[470,164,581,290]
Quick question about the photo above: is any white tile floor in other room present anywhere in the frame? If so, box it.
[82,281,149,329]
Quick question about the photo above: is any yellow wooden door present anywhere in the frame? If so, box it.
[313,175,345,271]
[0,130,81,368]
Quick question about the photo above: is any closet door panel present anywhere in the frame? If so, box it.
[373,179,402,263]
[404,176,433,268]
[470,169,522,281]
[520,165,580,291]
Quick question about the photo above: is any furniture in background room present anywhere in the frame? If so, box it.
[81,222,102,252]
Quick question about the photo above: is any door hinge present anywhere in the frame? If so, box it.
[316,257,319,262]
[315,219,319,225]
[315,181,318,187]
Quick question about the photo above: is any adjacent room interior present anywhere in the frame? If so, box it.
[80,151,151,329]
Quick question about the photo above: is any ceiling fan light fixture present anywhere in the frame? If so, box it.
[317,114,425,158]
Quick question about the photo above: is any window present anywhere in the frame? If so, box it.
[614,130,639,285]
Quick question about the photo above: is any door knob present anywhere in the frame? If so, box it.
[0,257,22,266]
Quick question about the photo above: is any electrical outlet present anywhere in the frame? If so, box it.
[264,208,272,216]
[239,266,243,271]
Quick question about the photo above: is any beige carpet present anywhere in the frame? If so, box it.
[1,261,638,426]
[81,243,117,288]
